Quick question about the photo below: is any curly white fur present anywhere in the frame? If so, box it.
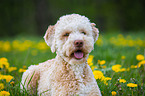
[20,14,101,96]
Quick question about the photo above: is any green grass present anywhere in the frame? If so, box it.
[0,32,145,96]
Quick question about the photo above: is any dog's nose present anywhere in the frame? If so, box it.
[74,40,83,47]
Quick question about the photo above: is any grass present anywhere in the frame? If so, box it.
[0,32,145,96]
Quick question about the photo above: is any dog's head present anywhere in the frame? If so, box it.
[44,14,99,64]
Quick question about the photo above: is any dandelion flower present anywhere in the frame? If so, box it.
[96,36,103,46]
[88,62,93,66]
[126,68,130,71]
[0,83,4,90]
[10,81,14,86]
[93,70,104,80]
[136,54,144,61]
[0,91,10,96]
[131,65,137,68]
[121,56,126,60]
[87,55,94,66]
[8,67,17,72]
[104,77,112,81]
[120,68,126,72]
[102,66,106,69]
[19,68,26,73]
[87,55,94,62]
[102,77,111,85]
[99,60,106,65]
[127,83,138,87]
[0,57,8,62]
[137,60,145,67]
[2,41,11,52]
[23,65,27,69]
[2,75,13,83]
[0,57,9,69]
[91,66,97,71]
[111,91,117,96]
[37,41,49,50]
[119,79,126,83]
[0,62,9,69]
[112,64,122,72]
[97,60,100,64]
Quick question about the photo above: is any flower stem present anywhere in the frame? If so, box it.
[132,90,133,96]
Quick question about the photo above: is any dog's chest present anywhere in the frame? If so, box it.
[70,64,85,82]
[70,64,94,95]
[39,62,93,95]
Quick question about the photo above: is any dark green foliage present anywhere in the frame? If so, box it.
[0,0,145,37]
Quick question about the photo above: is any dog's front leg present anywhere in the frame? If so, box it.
[20,65,40,95]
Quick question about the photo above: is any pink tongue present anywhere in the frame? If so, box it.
[74,51,84,59]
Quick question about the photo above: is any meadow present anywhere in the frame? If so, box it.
[0,32,145,96]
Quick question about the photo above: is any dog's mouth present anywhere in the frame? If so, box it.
[71,50,84,60]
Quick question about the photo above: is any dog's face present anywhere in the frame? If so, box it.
[44,14,99,64]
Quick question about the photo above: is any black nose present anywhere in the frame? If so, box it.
[74,40,83,47]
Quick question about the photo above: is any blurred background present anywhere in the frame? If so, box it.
[0,1,145,95]
[0,0,145,37]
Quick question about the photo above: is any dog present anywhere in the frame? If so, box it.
[20,14,102,96]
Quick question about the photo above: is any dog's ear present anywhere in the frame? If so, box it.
[91,23,99,42]
[44,25,56,53]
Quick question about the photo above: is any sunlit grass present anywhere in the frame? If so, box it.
[0,33,144,96]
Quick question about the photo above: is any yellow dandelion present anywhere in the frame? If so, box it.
[0,75,3,80]
[97,60,100,64]
[0,83,4,90]
[23,65,27,69]
[127,83,138,87]
[87,55,94,66]
[120,68,126,72]
[121,56,126,60]
[104,81,108,85]
[0,57,8,62]
[103,77,111,82]
[93,70,104,80]
[88,62,93,66]
[119,79,126,83]
[111,91,117,96]
[19,68,26,73]
[12,40,20,49]
[126,68,130,71]
[96,36,103,46]
[131,65,137,68]
[0,62,9,69]
[37,41,49,50]
[137,60,145,67]
[88,55,94,59]
[100,75,106,81]
[136,54,144,61]
[91,66,97,71]
[0,91,10,96]
[0,57,9,69]
[8,67,17,72]
[112,64,122,72]
[2,41,11,52]
[2,75,13,83]
[102,66,106,69]
[99,60,106,65]
[104,77,112,81]
[10,81,14,86]
[102,77,111,85]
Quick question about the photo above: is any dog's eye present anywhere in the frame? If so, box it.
[81,32,86,35]
[64,33,70,37]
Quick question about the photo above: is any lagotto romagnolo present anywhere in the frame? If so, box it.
[20,14,102,96]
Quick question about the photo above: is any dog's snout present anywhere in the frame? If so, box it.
[74,40,83,47]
